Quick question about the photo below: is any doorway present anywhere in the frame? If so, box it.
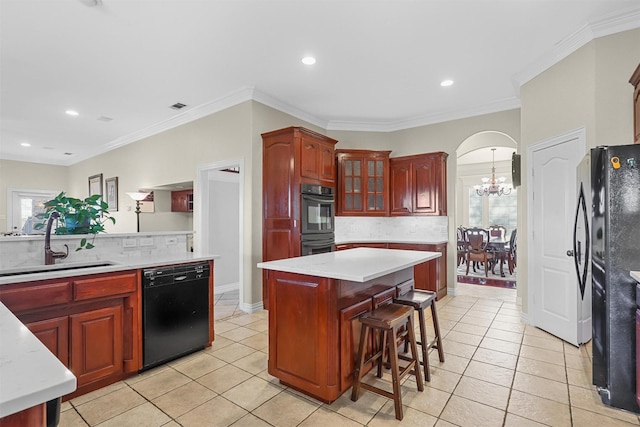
[455,132,518,289]
[527,128,589,345]
[196,159,246,312]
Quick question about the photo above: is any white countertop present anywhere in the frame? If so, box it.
[632,271,640,282]
[0,252,220,286]
[0,302,77,417]
[257,247,441,282]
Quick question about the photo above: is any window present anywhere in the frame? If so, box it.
[468,188,517,237]
[7,189,59,234]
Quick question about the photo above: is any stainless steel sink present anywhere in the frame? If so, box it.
[0,261,118,277]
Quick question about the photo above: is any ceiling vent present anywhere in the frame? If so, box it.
[170,102,187,110]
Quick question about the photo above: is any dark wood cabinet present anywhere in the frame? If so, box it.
[387,242,447,299]
[631,63,640,144]
[0,271,140,399]
[262,127,338,308]
[171,190,193,212]
[336,150,391,216]
[70,304,124,386]
[339,297,373,391]
[26,316,69,366]
[390,152,448,216]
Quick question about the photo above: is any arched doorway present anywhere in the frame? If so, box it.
[455,131,518,289]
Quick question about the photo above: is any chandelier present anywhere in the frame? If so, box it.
[474,148,512,196]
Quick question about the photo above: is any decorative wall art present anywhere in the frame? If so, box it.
[105,177,118,211]
[88,173,103,197]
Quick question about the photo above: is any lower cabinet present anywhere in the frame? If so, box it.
[1,271,139,400]
[70,304,124,387]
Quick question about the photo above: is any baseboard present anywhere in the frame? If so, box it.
[240,300,264,313]
[447,286,458,296]
[214,282,239,295]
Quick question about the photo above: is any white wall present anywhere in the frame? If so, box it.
[208,171,240,291]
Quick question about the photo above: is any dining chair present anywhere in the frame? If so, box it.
[465,227,494,277]
[507,228,517,274]
[488,225,507,241]
[456,226,467,267]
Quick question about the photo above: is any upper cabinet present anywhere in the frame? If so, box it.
[171,189,193,212]
[630,63,640,144]
[301,135,337,183]
[389,152,448,216]
[336,150,391,216]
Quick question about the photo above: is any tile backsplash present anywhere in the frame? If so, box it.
[335,216,448,243]
[0,232,192,270]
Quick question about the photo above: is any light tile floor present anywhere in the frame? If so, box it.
[57,284,640,426]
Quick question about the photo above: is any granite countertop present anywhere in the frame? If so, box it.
[0,252,220,286]
[631,271,640,282]
[257,247,440,282]
[0,302,76,418]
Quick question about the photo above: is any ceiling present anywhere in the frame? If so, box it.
[2,1,639,166]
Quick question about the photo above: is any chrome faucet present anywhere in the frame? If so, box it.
[44,211,68,265]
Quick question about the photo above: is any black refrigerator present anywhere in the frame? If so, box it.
[589,144,640,413]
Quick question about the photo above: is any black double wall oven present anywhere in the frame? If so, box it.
[300,183,335,256]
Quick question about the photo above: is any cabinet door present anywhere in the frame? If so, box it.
[366,157,387,213]
[301,138,320,180]
[70,304,123,387]
[319,141,336,183]
[339,298,373,391]
[339,156,363,214]
[26,316,69,366]
[412,157,438,215]
[389,159,412,215]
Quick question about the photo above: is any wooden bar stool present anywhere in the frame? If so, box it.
[393,290,444,382]
[351,303,424,421]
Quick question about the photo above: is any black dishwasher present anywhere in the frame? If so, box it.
[142,262,210,370]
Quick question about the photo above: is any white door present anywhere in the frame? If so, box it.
[529,130,585,345]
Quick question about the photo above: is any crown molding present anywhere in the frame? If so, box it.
[327,97,522,133]
[514,5,640,87]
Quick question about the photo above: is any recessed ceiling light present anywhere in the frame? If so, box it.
[20,142,31,147]
[301,56,316,65]
[65,110,79,116]
[440,79,454,87]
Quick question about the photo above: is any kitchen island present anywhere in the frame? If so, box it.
[257,247,440,402]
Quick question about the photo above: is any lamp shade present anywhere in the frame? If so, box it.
[126,192,150,201]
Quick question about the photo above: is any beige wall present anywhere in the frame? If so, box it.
[0,160,68,232]
[519,28,640,313]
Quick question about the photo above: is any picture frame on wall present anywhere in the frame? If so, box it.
[88,173,103,197]
[105,177,118,211]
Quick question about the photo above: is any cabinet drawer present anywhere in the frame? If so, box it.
[73,272,137,301]
[0,281,71,312]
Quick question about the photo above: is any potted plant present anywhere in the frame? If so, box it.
[34,192,116,250]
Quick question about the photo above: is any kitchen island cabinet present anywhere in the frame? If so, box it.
[257,247,440,403]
